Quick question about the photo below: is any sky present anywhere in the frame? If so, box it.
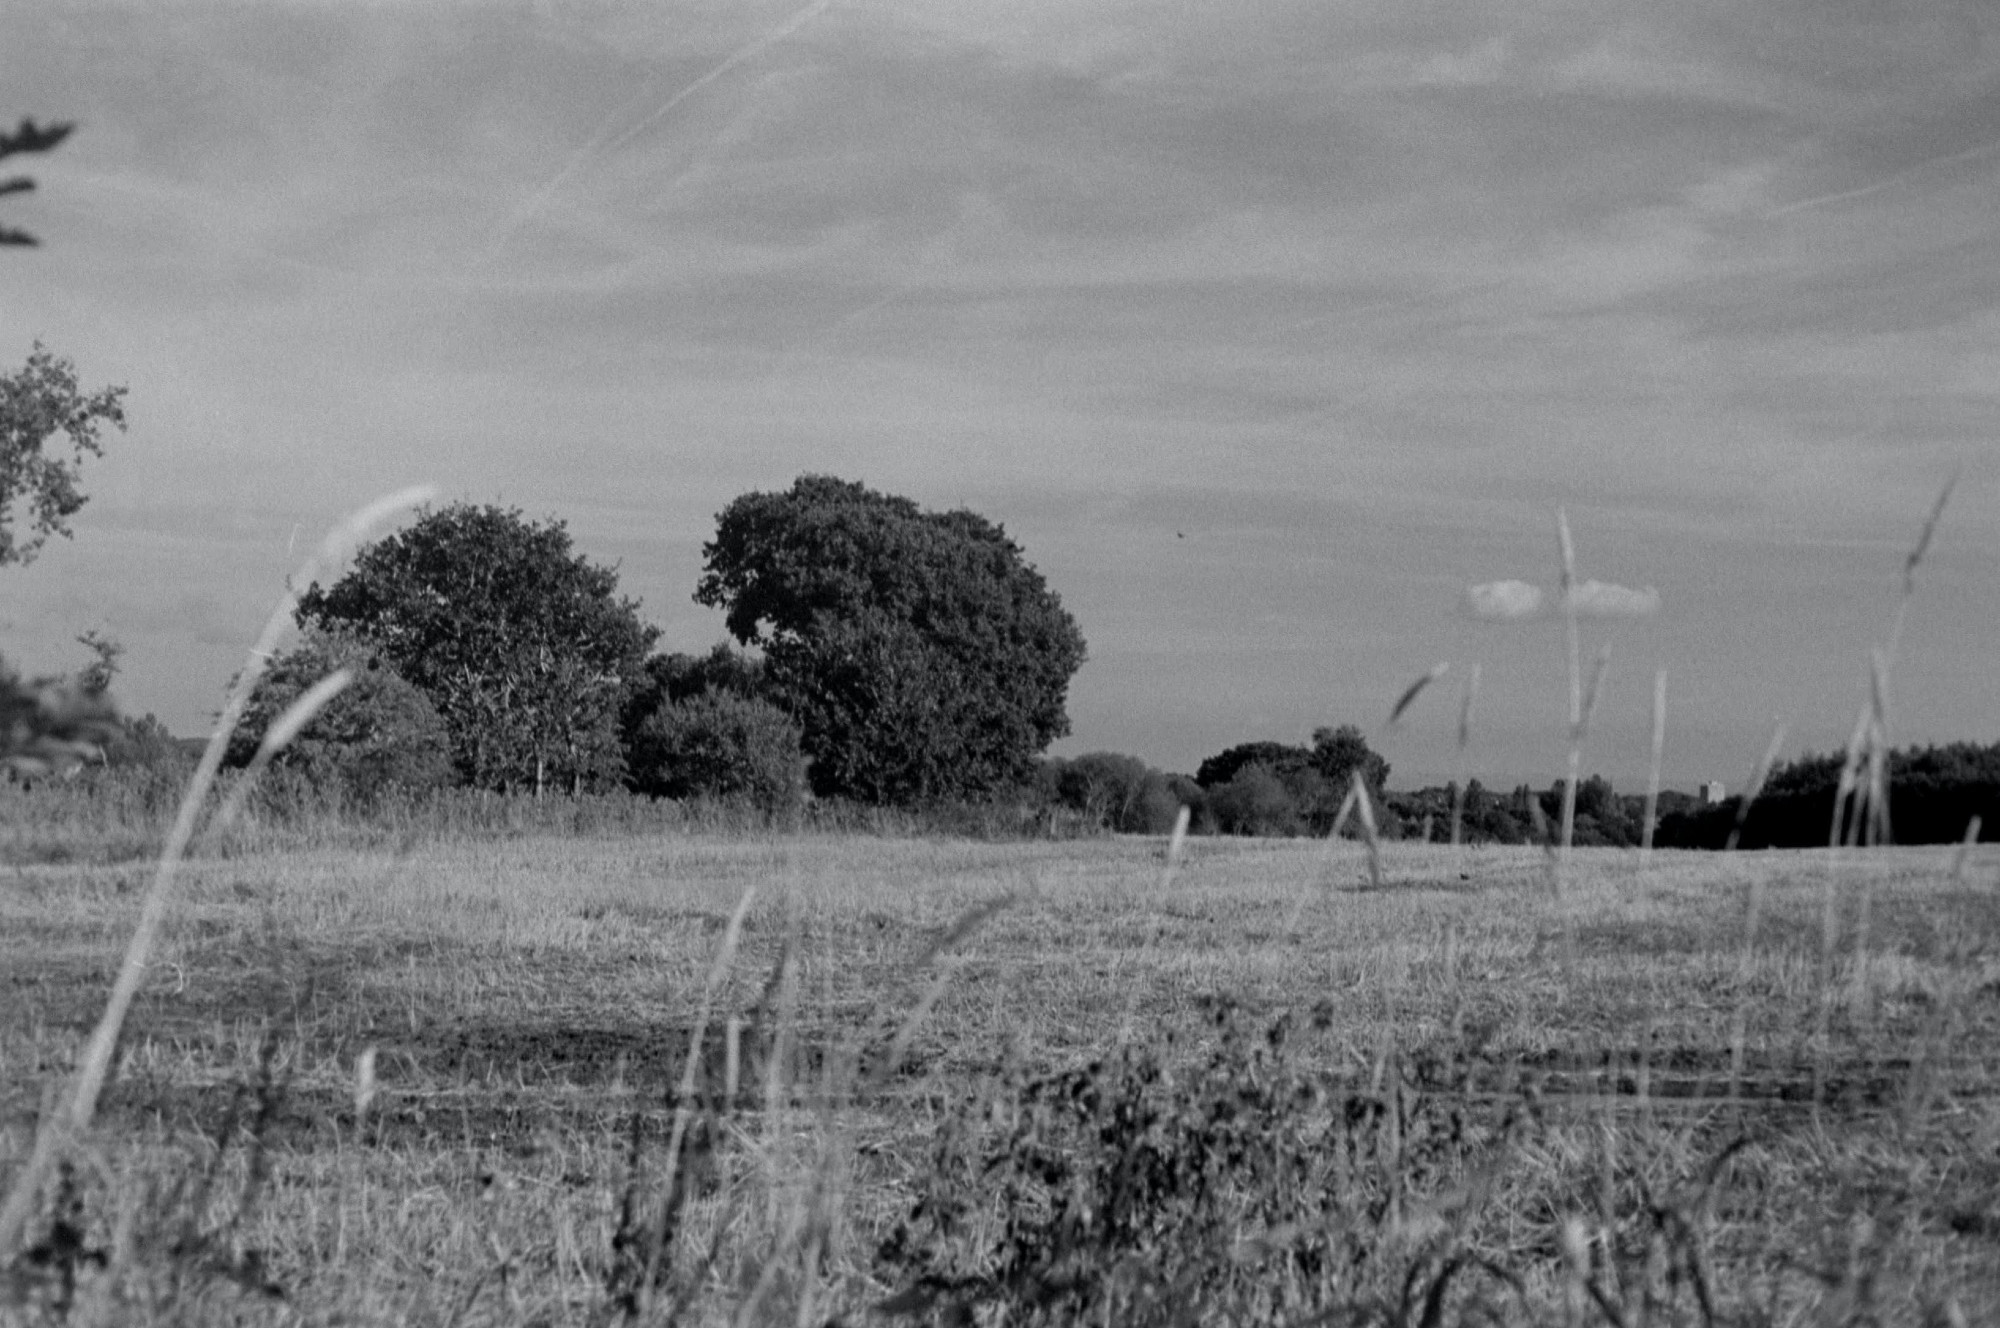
[3,0,1997,791]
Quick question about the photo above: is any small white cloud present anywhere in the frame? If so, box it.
[1565,580,1661,619]
[1463,580,1544,622]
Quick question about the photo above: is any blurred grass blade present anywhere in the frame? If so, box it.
[1457,663,1480,753]
[0,486,434,1259]
[1829,705,1871,849]
[1351,769,1382,890]
[209,668,354,834]
[1952,816,1982,882]
[1724,724,1787,854]
[1641,668,1666,860]
[1388,662,1449,728]
[1557,508,1581,729]
[1902,467,1957,596]
[1574,644,1611,743]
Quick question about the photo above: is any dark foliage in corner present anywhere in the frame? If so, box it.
[0,656,117,778]
[0,117,74,247]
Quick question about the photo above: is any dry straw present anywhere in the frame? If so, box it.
[0,485,436,1258]
[1640,668,1667,861]
[1324,770,1383,889]
[1552,510,1618,875]
[1448,663,1480,850]
[1117,805,1190,1041]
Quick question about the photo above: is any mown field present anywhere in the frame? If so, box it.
[4,832,1998,1325]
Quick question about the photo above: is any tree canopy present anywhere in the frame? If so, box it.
[296,503,656,794]
[1308,724,1390,792]
[694,476,1086,804]
[0,342,126,775]
[0,342,126,567]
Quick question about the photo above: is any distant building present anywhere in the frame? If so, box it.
[1701,780,1726,805]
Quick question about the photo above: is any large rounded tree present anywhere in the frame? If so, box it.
[695,476,1086,804]
[296,503,656,794]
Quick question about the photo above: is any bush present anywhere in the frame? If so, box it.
[225,628,455,803]
[1052,752,1185,834]
[627,690,806,813]
[1209,764,1302,836]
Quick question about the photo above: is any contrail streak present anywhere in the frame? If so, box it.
[1766,138,2000,218]
[478,0,839,265]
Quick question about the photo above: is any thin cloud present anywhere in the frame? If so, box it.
[1463,580,1544,622]
[1565,579,1661,619]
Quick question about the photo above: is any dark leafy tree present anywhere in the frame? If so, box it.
[1192,727,1387,835]
[695,476,1086,804]
[225,627,455,800]
[621,643,767,750]
[1,342,127,566]
[1309,724,1390,793]
[1,118,74,247]
[627,690,806,812]
[1195,741,1310,789]
[295,503,657,794]
[1459,778,1526,845]
[1055,752,1148,826]
[1054,751,1184,833]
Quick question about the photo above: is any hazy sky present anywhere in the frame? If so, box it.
[5,0,1997,790]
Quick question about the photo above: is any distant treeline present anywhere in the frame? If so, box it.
[1045,740,2000,848]
[1652,742,2000,849]
[13,717,1997,853]
[1041,748,1681,846]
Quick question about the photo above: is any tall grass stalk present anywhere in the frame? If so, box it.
[1556,508,1581,867]
[0,484,434,1258]
[1730,721,1789,973]
[207,668,353,835]
[1449,663,1480,852]
[1723,722,1785,1115]
[1640,668,1666,862]
[1814,705,1873,1117]
[1557,643,1610,893]
[1117,805,1189,1042]
[634,883,755,1317]
[1882,467,1957,672]
[1350,768,1382,889]
[1951,815,1982,881]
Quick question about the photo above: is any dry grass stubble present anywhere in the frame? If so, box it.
[3,832,1998,1322]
